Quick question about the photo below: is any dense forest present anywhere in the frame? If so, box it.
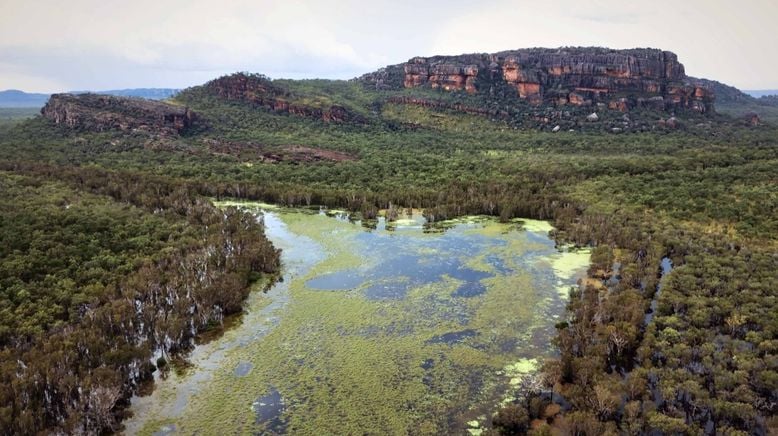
[0,73,776,434]
[0,165,280,434]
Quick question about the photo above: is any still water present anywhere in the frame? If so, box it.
[125,203,589,435]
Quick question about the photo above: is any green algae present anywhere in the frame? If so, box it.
[511,218,555,234]
[128,203,590,435]
[504,358,539,386]
[551,246,592,278]
[549,246,592,297]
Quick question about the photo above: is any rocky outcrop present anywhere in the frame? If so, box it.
[203,73,365,123]
[744,112,760,126]
[689,77,751,105]
[361,47,715,114]
[404,58,479,94]
[41,93,195,135]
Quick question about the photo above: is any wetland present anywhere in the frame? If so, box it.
[126,202,589,435]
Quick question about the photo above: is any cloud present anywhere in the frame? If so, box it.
[0,0,776,91]
[0,0,388,90]
[428,0,778,89]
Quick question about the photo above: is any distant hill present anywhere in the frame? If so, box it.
[691,79,778,123]
[0,90,50,108]
[744,89,778,98]
[0,88,180,108]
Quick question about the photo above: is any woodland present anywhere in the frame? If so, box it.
[0,74,775,434]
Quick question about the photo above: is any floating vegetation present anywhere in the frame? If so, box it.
[213,199,280,210]
[510,218,555,234]
[127,201,590,435]
[503,358,539,386]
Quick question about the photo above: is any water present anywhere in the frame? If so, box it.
[124,204,589,435]
[252,388,287,433]
[426,329,478,345]
[645,257,674,326]
[233,362,253,377]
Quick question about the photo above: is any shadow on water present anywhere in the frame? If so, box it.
[253,388,287,434]
[426,329,478,345]
[451,281,488,298]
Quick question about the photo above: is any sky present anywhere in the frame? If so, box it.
[1,0,777,93]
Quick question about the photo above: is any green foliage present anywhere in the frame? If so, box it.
[0,173,184,342]
[0,75,776,434]
[0,166,280,434]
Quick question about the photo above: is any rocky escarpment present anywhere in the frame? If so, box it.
[202,73,366,123]
[361,47,714,114]
[41,94,196,135]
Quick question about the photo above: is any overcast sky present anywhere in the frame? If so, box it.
[1,0,776,92]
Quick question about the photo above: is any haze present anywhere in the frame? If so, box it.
[1,0,776,93]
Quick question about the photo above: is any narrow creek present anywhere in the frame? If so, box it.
[644,257,674,327]
[123,203,590,435]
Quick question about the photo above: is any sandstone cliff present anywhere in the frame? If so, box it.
[361,47,714,113]
[202,73,365,123]
[41,93,195,135]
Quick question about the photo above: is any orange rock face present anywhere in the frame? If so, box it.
[501,57,543,104]
[548,65,567,76]
[371,47,716,113]
[516,82,542,103]
[403,61,479,94]
[568,92,588,106]
[403,74,427,88]
[608,98,631,112]
[665,84,713,113]
[403,60,430,88]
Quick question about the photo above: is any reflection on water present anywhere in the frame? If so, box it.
[253,388,287,433]
[305,217,511,301]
